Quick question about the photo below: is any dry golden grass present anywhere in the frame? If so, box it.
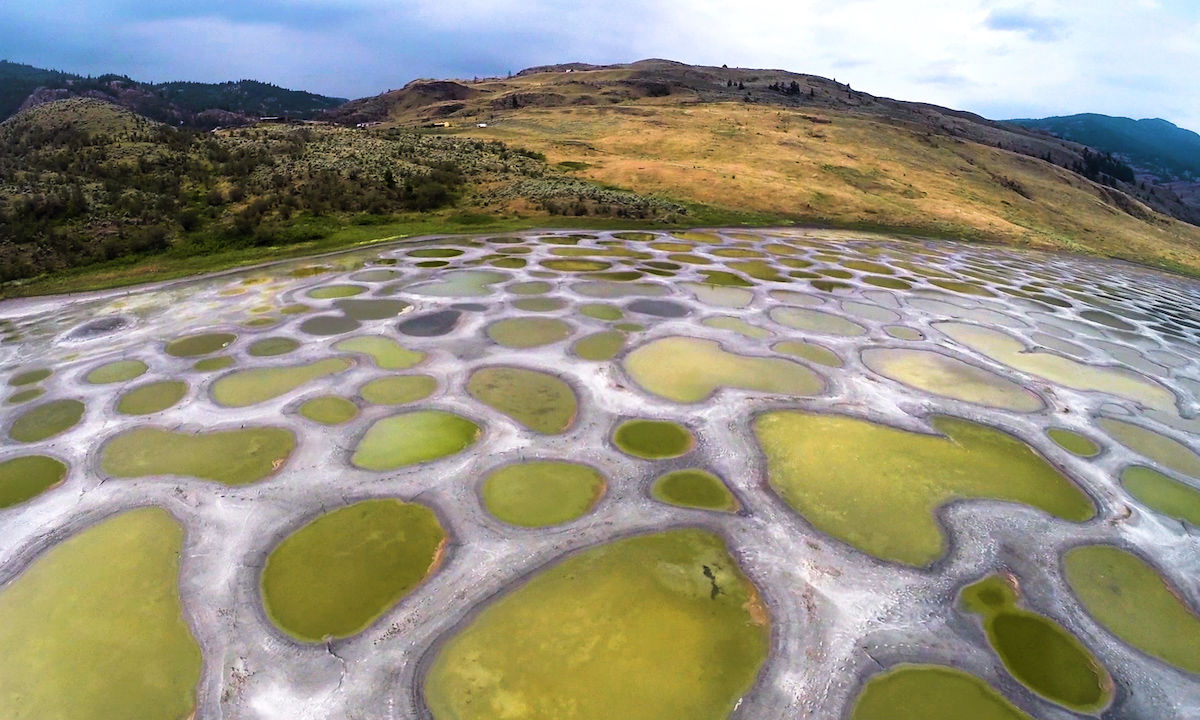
[461,103,1200,274]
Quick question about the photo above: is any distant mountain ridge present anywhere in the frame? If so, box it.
[0,60,346,128]
[1008,113,1200,183]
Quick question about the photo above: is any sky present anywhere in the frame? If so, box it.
[3,0,1198,131]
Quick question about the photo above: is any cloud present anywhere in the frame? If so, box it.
[983,8,1067,42]
[0,0,1198,132]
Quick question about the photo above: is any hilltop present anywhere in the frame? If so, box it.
[0,60,346,128]
[5,58,1200,294]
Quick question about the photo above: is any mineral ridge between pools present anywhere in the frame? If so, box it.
[1,227,1199,720]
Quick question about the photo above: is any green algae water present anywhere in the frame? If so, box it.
[467,366,577,434]
[613,419,695,459]
[652,469,736,511]
[0,508,202,720]
[1098,417,1200,478]
[193,355,234,372]
[117,380,187,415]
[773,340,843,367]
[486,317,573,348]
[85,359,148,384]
[1121,465,1200,526]
[261,499,445,641]
[851,665,1031,720]
[102,427,295,485]
[1064,544,1200,674]
[0,455,66,508]
[961,575,1111,711]
[624,336,822,403]
[334,335,425,369]
[360,375,437,405]
[424,530,768,720]
[299,395,359,425]
[755,412,1094,566]
[8,367,51,386]
[9,398,85,442]
[482,461,605,527]
[1047,428,1100,457]
[861,348,1043,412]
[572,330,625,361]
[212,357,351,407]
[247,337,299,357]
[165,331,235,357]
[352,410,480,470]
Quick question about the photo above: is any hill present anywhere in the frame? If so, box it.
[6,59,1200,293]
[0,97,682,285]
[0,60,346,128]
[332,59,1200,229]
[1008,114,1200,182]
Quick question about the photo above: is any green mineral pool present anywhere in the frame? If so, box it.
[572,331,625,361]
[579,303,623,320]
[936,322,1176,411]
[9,399,85,443]
[192,356,234,372]
[164,331,235,357]
[1063,544,1200,674]
[961,575,1111,711]
[413,270,506,297]
[360,375,437,405]
[352,410,480,470]
[299,396,359,425]
[334,335,425,369]
[701,315,772,339]
[261,499,445,642]
[211,357,351,407]
[624,336,823,403]
[755,412,1094,566]
[306,284,366,299]
[5,387,44,404]
[1121,465,1200,526]
[0,455,67,508]
[8,367,51,386]
[101,427,295,485]
[117,380,187,415]
[467,367,577,434]
[651,469,737,512]
[481,461,605,527]
[424,530,768,720]
[773,340,843,367]
[850,665,1032,720]
[486,317,573,348]
[0,508,201,720]
[1098,416,1200,478]
[85,359,148,384]
[613,419,695,459]
[861,348,1044,412]
[769,306,866,336]
[247,337,299,357]
[1047,428,1101,457]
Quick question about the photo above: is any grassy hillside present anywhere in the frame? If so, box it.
[455,102,1200,274]
[1009,114,1200,182]
[0,98,686,291]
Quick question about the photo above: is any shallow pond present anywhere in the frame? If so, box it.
[9,398,85,442]
[467,367,577,434]
[481,461,605,527]
[424,530,768,720]
[1063,545,1200,674]
[850,665,1032,720]
[961,574,1111,711]
[486,317,573,348]
[212,358,352,407]
[165,332,235,357]
[613,418,695,459]
[334,336,424,369]
[359,375,437,405]
[85,359,148,384]
[755,412,1094,565]
[261,499,445,641]
[352,410,480,470]
[624,336,822,402]
[651,469,736,512]
[102,427,295,485]
[0,508,201,720]
[862,348,1043,412]
[117,380,187,415]
[299,395,359,425]
[0,455,66,508]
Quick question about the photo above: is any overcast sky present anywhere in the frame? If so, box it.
[4,0,1198,131]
